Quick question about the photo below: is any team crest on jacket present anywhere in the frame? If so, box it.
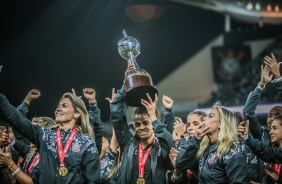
[208,153,217,165]
[72,142,82,153]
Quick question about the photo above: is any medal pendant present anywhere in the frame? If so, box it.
[136,178,145,184]
[58,166,68,176]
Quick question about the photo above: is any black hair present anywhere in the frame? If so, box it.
[273,115,282,126]
[269,106,282,115]
[132,107,161,120]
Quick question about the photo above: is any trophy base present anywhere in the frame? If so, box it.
[125,85,158,107]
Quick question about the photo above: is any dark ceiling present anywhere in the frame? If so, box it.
[0,0,251,121]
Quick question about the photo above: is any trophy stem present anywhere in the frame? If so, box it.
[129,53,140,69]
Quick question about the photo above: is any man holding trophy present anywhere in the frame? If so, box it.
[108,31,174,184]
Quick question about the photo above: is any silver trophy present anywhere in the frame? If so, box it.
[118,30,158,107]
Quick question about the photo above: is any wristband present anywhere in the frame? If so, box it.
[257,82,265,89]
[12,168,20,176]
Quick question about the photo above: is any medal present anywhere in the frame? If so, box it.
[58,166,68,176]
[136,178,145,184]
[137,139,155,184]
[56,127,77,177]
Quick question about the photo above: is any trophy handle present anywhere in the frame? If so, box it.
[129,52,140,69]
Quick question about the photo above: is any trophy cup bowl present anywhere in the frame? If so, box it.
[118,31,158,107]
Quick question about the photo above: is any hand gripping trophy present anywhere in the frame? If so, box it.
[118,30,158,107]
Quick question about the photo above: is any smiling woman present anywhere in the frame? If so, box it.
[238,116,282,183]
[269,118,282,147]
[109,81,174,183]
[242,115,282,164]
[0,93,101,183]
[132,109,155,147]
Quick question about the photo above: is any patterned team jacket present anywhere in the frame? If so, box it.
[0,93,101,184]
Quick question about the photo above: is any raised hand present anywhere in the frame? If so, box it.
[173,118,185,138]
[264,53,282,79]
[24,89,41,104]
[260,65,273,86]
[71,88,82,99]
[237,120,249,140]
[141,93,158,122]
[0,146,14,167]
[105,88,117,104]
[124,60,135,80]
[195,121,209,140]
[83,88,96,103]
[162,95,173,109]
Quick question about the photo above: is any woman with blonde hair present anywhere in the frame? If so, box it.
[176,103,249,183]
[0,92,100,183]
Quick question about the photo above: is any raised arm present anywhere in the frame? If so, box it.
[264,53,282,103]
[0,94,41,148]
[238,121,282,166]
[245,135,282,163]
[264,53,281,80]
[243,65,272,140]
[83,88,104,155]
[110,86,132,153]
[17,89,41,118]
[15,89,41,144]
[162,95,175,134]
[110,62,135,153]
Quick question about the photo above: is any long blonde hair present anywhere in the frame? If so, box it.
[196,103,238,159]
[60,93,95,141]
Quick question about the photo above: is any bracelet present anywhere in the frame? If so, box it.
[12,168,20,176]
[8,163,15,169]
[271,76,282,84]
[257,82,265,89]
